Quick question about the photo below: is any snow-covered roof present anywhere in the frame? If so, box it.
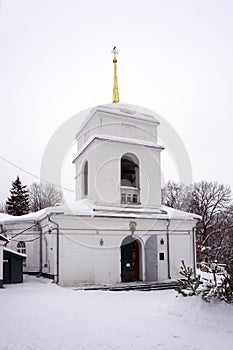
[161,206,201,221]
[73,134,164,162]
[90,204,200,221]
[4,247,27,258]
[76,103,160,138]
[0,200,93,224]
[47,201,200,221]
[0,210,48,224]
[44,199,94,217]
[0,213,14,221]
[0,200,200,224]
[96,104,160,123]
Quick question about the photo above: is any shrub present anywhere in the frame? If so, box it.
[176,260,201,296]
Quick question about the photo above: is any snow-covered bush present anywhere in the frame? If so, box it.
[177,259,233,304]
[202,259,233,304]
[176,260,202,296]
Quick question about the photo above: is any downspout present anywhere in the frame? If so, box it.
[48,215,60,285]
[166,219,171,279]
[192,225,197,278]
[37,223,43,275]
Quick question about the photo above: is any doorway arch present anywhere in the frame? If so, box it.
[121,236,140,282]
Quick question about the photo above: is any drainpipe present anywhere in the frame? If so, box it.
[37,223,43,275]
[192,225,197,278]
[48,215,60,285]
[166,219,171,279]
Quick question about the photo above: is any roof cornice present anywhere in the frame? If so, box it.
[73,134,164,163]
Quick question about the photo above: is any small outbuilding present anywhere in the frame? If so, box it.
[3,248,26,284]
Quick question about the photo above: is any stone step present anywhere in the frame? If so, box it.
[75,281,178,292]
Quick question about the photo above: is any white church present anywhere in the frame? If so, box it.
[0,50,200,286]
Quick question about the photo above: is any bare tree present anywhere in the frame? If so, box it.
[200,205,233,262]
[0,202,6,213]
[190,182,231,258]
[162,181,232,263]
[161,181,190,210]
[29,182,63,212]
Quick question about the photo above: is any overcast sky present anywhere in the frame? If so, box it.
[0,0,233,203]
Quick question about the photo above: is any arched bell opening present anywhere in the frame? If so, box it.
[120,153,140,204]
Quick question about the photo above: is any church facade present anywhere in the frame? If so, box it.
[0,50,200,286]
[0,103,199,286]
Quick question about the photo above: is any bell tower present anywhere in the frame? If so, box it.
[73,49,163,210]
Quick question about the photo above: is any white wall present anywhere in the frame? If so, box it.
[169,232,194,279]
[44,215,195,285]
[75,139,162,207]
[76,109,158,149]
[0,214,197,286]
[156,234,168,280]
[58,233,121,285]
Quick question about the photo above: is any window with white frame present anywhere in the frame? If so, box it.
[17,241,26,266]
[17,241,26,254]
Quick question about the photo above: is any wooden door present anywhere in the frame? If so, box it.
[132,240,139,281]
[121,239,133,282]
[121,237,140,282]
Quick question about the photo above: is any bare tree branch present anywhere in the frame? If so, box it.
[29,182,63,212]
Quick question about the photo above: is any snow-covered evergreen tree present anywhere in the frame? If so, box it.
[176,260,201,296]
[6,176,30,215]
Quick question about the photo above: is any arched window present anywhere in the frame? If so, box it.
[17,241,26,254]
[83,161,88,196]
[121,153,140,204]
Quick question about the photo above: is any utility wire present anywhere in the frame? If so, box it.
[10,236,40,243]
[0,154,75,193]
[60,230,117,250]
[11,223,38,239]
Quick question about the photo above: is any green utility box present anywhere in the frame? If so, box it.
[3,249,26,284]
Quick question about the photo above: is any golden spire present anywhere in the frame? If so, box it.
[112,46,119,103]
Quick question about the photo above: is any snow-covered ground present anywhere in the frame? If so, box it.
[1,275,233,350]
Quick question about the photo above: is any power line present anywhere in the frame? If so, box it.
[11,223,38,239]
[10,236,40,243]
[0,154,75,193]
